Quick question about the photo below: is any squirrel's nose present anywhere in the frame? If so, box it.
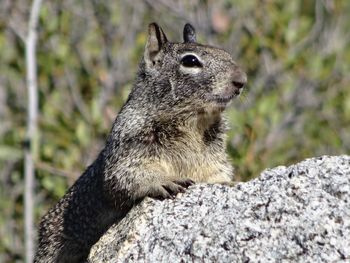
[232,68,247,90]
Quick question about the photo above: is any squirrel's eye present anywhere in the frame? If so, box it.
[180,55,202,68]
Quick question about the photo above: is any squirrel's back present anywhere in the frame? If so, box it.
[34,23,247,263]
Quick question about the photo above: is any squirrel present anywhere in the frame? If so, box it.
[34,23,247,263]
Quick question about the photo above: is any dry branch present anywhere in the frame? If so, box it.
[24,0,42,262]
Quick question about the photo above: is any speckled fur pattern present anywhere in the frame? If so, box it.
[34,23,247,263]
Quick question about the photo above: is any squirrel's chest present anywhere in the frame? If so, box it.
[158,131,233,184]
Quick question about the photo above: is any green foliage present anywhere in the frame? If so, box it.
[0,0,349,261]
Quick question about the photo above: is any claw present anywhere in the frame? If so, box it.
[147,178,195,200]
[174,179,195,188]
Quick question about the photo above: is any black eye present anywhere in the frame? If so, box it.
[180,55,202,68]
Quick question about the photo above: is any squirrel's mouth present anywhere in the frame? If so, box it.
[207,89,241,106]
[208,83,242,104]
[211,94,235,103]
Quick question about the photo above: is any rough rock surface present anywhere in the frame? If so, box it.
[89,155,350,262]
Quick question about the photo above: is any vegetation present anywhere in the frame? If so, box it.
[1,0,349,261]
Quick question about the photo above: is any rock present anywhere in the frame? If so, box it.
[89,155,350,262]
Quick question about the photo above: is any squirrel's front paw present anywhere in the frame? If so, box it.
[148,178,195,200]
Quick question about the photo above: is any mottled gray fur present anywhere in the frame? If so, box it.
[34,23,247,263]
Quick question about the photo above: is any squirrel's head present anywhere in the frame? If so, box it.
[134,23,247,115]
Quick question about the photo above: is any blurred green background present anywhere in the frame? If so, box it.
[1,0,349,261]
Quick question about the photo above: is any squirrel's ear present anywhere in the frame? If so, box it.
[144,23,168,66]
[183,23,196,43]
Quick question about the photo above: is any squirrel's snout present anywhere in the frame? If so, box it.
[231,68,247,90]
[232,80,245,90]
